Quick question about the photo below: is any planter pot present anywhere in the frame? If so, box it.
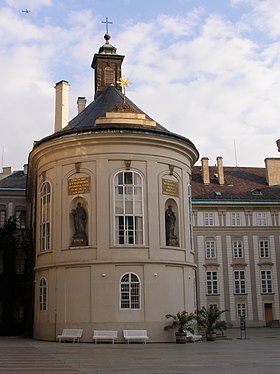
[206,332,217,341]
[175,332,187,344]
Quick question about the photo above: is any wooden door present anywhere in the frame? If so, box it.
[264,303,273,326]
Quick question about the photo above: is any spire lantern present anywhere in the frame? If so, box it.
[97,33,117,54]
[91,18,124,98]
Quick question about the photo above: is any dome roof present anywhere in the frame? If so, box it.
[61,85,169,133]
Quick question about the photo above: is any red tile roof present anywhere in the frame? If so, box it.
[191,166,280,202]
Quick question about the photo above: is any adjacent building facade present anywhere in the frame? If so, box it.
[0,166,33,336]
[192,156,280,327]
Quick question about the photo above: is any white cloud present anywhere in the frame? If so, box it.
[0,2,280,169]
[231,0,280,38]
[123,12,280,166]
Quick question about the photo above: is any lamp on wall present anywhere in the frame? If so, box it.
[153,273,158,277]
[101,273,106,277]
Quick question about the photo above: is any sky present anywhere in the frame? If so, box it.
[1,0,280,169]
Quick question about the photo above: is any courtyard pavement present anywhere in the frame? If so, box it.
[0,328,279,373]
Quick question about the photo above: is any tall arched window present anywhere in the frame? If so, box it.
[114,171,143,245]
[40,182,51,251]
[120,273,140,309]
[39,278,47,311]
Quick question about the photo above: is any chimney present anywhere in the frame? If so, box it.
[216,156,224,185]
[201,157,210,185]
[265,158,280,186]
[2,166,14,175]
[77,97,86,114]
[54,80,69,132]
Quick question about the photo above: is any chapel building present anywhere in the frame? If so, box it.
[27,33,199,342]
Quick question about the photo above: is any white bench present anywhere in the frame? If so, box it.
[186,330,203,342]
[92,330,118,344]
[123,329,149,344]
[57,329,83,343]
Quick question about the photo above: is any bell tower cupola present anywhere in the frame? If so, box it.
[91,18,124,98]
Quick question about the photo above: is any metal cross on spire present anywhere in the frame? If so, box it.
[102,17,112,34]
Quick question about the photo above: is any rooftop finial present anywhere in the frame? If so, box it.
[102,17,112,42]
[117,76,132,105]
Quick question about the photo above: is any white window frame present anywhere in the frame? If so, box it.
[237,303,246,318]
[114,171,144,245]
[0,210,6,228]
[206,271,218,294]
[119,272,140,310]
[204,212,214,226]
[234,270,246,294]
[256,212,267,226]
[261,270,273,293]
[39,277,47,311]
[40,182,51,251]
[205,240,216,259]
[15,210,26,229]
[232,240,243,258]
[259,240,269,258]
[231,212,241,226]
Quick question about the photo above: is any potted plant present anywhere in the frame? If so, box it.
[196,306,228,341]
[164,311,195,344]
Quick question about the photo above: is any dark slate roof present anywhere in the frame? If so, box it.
[61,85,169,133]
[0,171,26,190]
[191,166,280,202]
[32,85,198,155]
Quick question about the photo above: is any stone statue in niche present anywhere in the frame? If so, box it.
[165,205,178,247]
[71,202,88,246]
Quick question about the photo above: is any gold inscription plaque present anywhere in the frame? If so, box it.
[162,179,178,197]
[68,177,90,195]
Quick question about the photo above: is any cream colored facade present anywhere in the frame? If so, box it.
[192,157,280,327]
[27,34,199,342]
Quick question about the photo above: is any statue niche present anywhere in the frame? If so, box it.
[71,202,88,247]
[165,204,179,247]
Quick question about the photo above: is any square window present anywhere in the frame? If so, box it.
[259,240,269,258]
[205,240,216,259]
[256,213,267,226]
[206,271,218,294]
[231,212,241,226]
[232,241,243,258]
[234,270,246,294]
[204,212,214,226]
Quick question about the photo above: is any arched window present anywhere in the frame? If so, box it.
[40,182,51,251]
[39,278,47,311]
[114,171,144,245]
[120,273,140,309]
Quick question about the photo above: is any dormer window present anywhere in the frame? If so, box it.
[251,189,262,196]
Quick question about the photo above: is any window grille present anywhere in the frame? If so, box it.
[120,273,140,309]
